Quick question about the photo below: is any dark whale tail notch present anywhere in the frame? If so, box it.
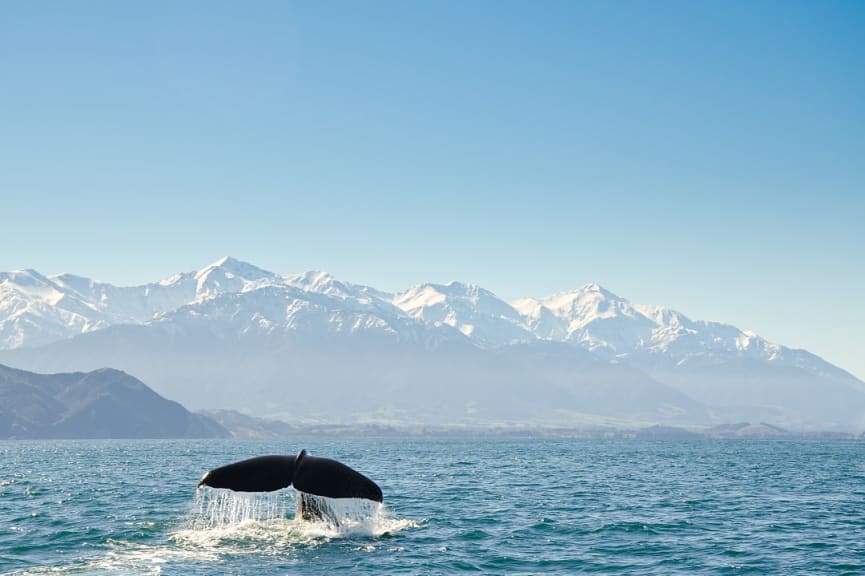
[198,449,383,503]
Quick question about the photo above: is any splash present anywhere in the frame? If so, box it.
[294,491,406,537]
[176,487,416,545]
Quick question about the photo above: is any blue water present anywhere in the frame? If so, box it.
[1,438,864,575]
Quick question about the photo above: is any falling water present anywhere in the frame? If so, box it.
[296,491,385,532]
[187,487,411,539]
[191,487,294,528]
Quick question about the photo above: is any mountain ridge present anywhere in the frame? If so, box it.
[1,257,862,431]
[0,256,834,367]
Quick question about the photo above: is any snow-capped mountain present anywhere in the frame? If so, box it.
[0,256,832,371]
[283,270,393,304]
[0,256,280,349]
[1,257,863,430]
[511,283,852,382]
[0,269,111,348]
[508,284,865,427]
[0,257,471,354]
[514,284,657,354]
[154,281,459,348]
[394,282,533,347]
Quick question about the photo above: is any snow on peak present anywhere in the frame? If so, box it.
[396,281,506,308]
[0,268,108,349]
[1,268,54,289]
[0,259,846,384]
[283,270,392,303]
[158,273,186,287]
[512,285,778,360]
[393,284,446,310]
[394,282,532,346]
[1,269,67,306]
[535,283,635,329]
[441,281,484,298]
[193,257,278,298]
[52,273,98,292]
[285,270,345,295]
[196,256,275,282]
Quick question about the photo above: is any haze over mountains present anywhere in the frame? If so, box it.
[1,257,863,431]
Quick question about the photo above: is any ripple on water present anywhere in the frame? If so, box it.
[2,438,865,575]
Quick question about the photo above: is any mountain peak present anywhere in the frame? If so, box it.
[285,270,345,296]
[405,281,499,301]
[579,282,619,298]
[213,256,236,267]
[212,255,259,269]
[189,257,278,299]
[0,268,54,287]
[442,281,480,297]
[294,270,337,285]
[197,257,275,281]
[393,281,531,346]
[207,256,268,272]
[537,283,622,313]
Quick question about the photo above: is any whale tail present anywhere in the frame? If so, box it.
[197,449,383,504]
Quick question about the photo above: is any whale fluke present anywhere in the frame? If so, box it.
[197,455,297,493]
[293,452,383,502]
[198,449,383,503]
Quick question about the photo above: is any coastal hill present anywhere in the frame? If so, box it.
[0,363,228,439]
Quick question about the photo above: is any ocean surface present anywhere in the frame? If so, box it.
[1,438,864,575]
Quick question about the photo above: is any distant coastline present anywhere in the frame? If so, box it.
[199,409,864,441]
[3,363,862,441]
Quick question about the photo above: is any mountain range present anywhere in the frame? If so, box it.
[1,257,863,431]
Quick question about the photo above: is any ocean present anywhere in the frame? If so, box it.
[1,438,863,575]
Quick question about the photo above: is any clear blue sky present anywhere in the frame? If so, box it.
[1,1,863,379]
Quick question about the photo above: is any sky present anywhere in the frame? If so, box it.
[1,1,863,379]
